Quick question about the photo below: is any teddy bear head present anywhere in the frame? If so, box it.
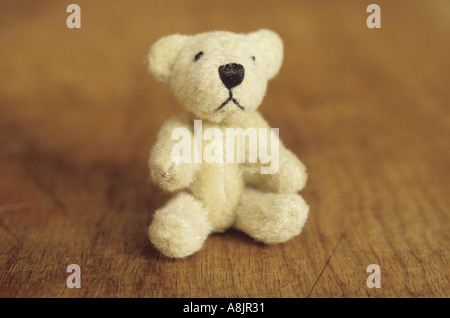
[148,29,283,124]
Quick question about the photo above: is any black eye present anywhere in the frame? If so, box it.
[194,51,204,61]
[251,56,256,61]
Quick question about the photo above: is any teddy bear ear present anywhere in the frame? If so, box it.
[147,34,189,85]
[248,29,284,80]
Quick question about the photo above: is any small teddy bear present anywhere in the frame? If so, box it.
[147,29,309,258]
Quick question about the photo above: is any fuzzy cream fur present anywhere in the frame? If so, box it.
[147,30,309,258]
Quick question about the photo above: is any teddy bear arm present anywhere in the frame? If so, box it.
[243,145,307,193]
[149,115,200,192]
[274,146,308,192]
[241,112,307,193]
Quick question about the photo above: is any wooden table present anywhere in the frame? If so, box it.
[0,0,449,297]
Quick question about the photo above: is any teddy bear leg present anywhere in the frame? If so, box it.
[234,188,309,244]
[148,191,212,258]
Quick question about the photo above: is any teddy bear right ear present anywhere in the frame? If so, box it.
[147,34,189,85]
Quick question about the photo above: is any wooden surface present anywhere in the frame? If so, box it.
[0,0,449,298]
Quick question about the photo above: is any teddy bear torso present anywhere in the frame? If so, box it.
[188,118,248,232]
[190,161,243,232]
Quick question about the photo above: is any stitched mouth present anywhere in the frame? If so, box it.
[213,89,245,112]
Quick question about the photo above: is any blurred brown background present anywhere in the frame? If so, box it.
[0,0,449,297]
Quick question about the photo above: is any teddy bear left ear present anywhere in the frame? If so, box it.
[147,34,189,85]
[248,29,284,80]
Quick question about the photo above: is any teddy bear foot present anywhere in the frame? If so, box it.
[148,192,212,258]
[234,188,309,244]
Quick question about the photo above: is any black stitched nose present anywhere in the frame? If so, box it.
[218,63,245,89]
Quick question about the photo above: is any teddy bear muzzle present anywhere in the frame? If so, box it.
[214,63,245,112]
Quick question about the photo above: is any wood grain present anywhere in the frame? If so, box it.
[0,0,449,297]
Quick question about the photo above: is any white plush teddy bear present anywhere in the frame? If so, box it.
[147,29,309,258]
